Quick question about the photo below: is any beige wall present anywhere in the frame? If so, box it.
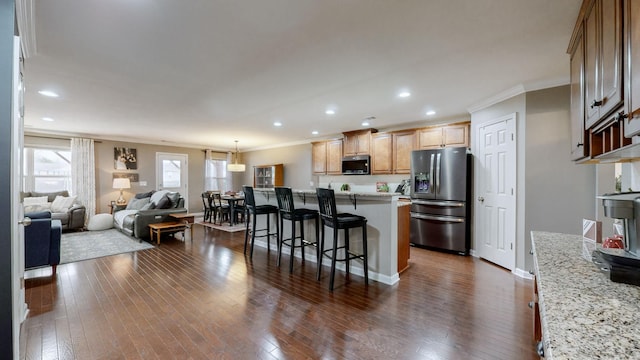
[94,140,205,214]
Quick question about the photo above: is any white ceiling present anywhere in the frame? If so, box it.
[20,0,582,152]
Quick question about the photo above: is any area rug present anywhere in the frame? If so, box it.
[60,228,154,264]
[197,220,246,233]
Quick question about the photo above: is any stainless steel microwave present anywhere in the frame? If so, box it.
[342,155,370,175]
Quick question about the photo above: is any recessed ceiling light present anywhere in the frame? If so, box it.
[273,121,282,127]
[312,130,319,135]
[38,90,59,98]
[325,109,335,115]
[41,117,54,122]
[361,121,370,126]
[426,110,436,116]
[398,91,411,98]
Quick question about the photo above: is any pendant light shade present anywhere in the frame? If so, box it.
[227,140,246,172]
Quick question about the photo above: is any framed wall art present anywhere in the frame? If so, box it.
[114,147,138,170]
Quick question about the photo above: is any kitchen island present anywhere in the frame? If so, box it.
[252,188,409,285]
[531,231,640,359]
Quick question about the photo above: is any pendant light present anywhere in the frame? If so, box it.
[227,140,246,172]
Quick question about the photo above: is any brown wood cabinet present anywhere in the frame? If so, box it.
[371,133,392,174]
[624,0,640,137]
[393,131,416,174]
[253,164,283,188]
[417,123,469,149]
[584,0,623,130]
[343,129,376,156]
[312,139,343,175]
[397,203,410,274]
[570,25,589,160]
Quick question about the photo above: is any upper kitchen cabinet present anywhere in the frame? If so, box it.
[393,130,416,174]
[584,0,623,130]
[312,139,342,175]
[417,122,469,150]
[570,24,589,160]
[343,129,377,156]
[371,132,392,174]
[624,0,640,137]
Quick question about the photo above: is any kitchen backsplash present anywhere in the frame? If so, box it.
[317,174,409,194]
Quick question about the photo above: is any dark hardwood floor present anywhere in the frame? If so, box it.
[21,224,537,360]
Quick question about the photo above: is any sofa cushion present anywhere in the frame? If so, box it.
[140,202,155,210]
[87,214,114,231]
[126,197,150,210]
[155,195,172,209]
[51,195,77,213]
[52,211,69,225]
[166,192,181,208]
[24,203,52,213]
[32,191,70,203]
[23,196,48,206]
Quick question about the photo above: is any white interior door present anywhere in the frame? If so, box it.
[12,36,26,354]
[476,114,516,270]
[156,152,188,208]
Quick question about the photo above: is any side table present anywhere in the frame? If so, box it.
[170,213,195,239]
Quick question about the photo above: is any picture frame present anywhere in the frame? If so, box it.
[113,172,139,183]
[114,147,138,170]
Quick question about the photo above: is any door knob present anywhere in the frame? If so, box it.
[478,197,484,203]
[19,217,32,227]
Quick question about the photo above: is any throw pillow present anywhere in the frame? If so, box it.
[155,195,171,209]
[51,195,77,212]
[86,213,114,231]
[166,192,181,208]
[125,197,150,210]
[140,202,155,211]
[135,190,156,199]
[23,196,48,206]
[150,190,170,206]
[24,203,51,213]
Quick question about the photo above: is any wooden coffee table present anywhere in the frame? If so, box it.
[170,213,195,239]
[148,222,186,245]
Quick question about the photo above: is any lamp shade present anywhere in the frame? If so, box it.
[227,163,246,172]
[112,178,131,189]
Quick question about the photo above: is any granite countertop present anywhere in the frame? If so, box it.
[531,231,640,360]
[253,187,407,198]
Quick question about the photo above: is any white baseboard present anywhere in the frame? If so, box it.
[513,267,534,280]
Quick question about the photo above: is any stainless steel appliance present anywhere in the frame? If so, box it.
[409,147,471,254]
[594,192,640,286]
[342,155,370,175]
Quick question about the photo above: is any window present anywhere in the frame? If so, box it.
[205,159,228,191]
[23,147,72,193]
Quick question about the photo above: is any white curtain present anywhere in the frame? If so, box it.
[71,138,96,224]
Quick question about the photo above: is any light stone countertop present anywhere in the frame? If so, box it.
[253,187,407,198]
[531,231,640,360]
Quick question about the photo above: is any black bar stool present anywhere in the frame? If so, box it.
[274,187,320,273]
[316,188,369,291]
[243,186,279,259]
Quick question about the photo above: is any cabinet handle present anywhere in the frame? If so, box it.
[614,111,628,121]
[590,99,603,108]
[536,341,545,357]
[528,301,534,309]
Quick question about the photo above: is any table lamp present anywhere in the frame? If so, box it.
[113,178,131,205]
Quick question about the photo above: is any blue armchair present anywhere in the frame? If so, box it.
[24,211,62,275]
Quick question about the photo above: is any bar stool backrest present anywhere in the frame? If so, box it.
[242,186,256,210]
[316,188,338,226]
[274,187,295,215]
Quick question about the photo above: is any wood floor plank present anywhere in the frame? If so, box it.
[22,223,537,359]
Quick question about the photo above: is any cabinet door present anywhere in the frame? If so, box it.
[585,0,623,129]
[417,128,443,149]
[624,0,640,137]
[443,124,469,148]
[326,140,343,174]
[356,132,371,154]
[312,142,327,174]
[393,131,415,174]
[371,133,392,174]
[570,25,588,160]
[343,134,357,156]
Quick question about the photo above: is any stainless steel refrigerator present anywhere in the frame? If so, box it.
[410,147,471,254]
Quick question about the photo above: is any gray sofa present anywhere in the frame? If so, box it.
[21,190,86,231]
[113,190,187,240]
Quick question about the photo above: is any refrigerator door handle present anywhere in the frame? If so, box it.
[435,153,441,195]
[429,154,435,194]
[410,212,465,223]
[411,199,465,207]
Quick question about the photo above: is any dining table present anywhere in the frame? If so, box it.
[221,194,245,226]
